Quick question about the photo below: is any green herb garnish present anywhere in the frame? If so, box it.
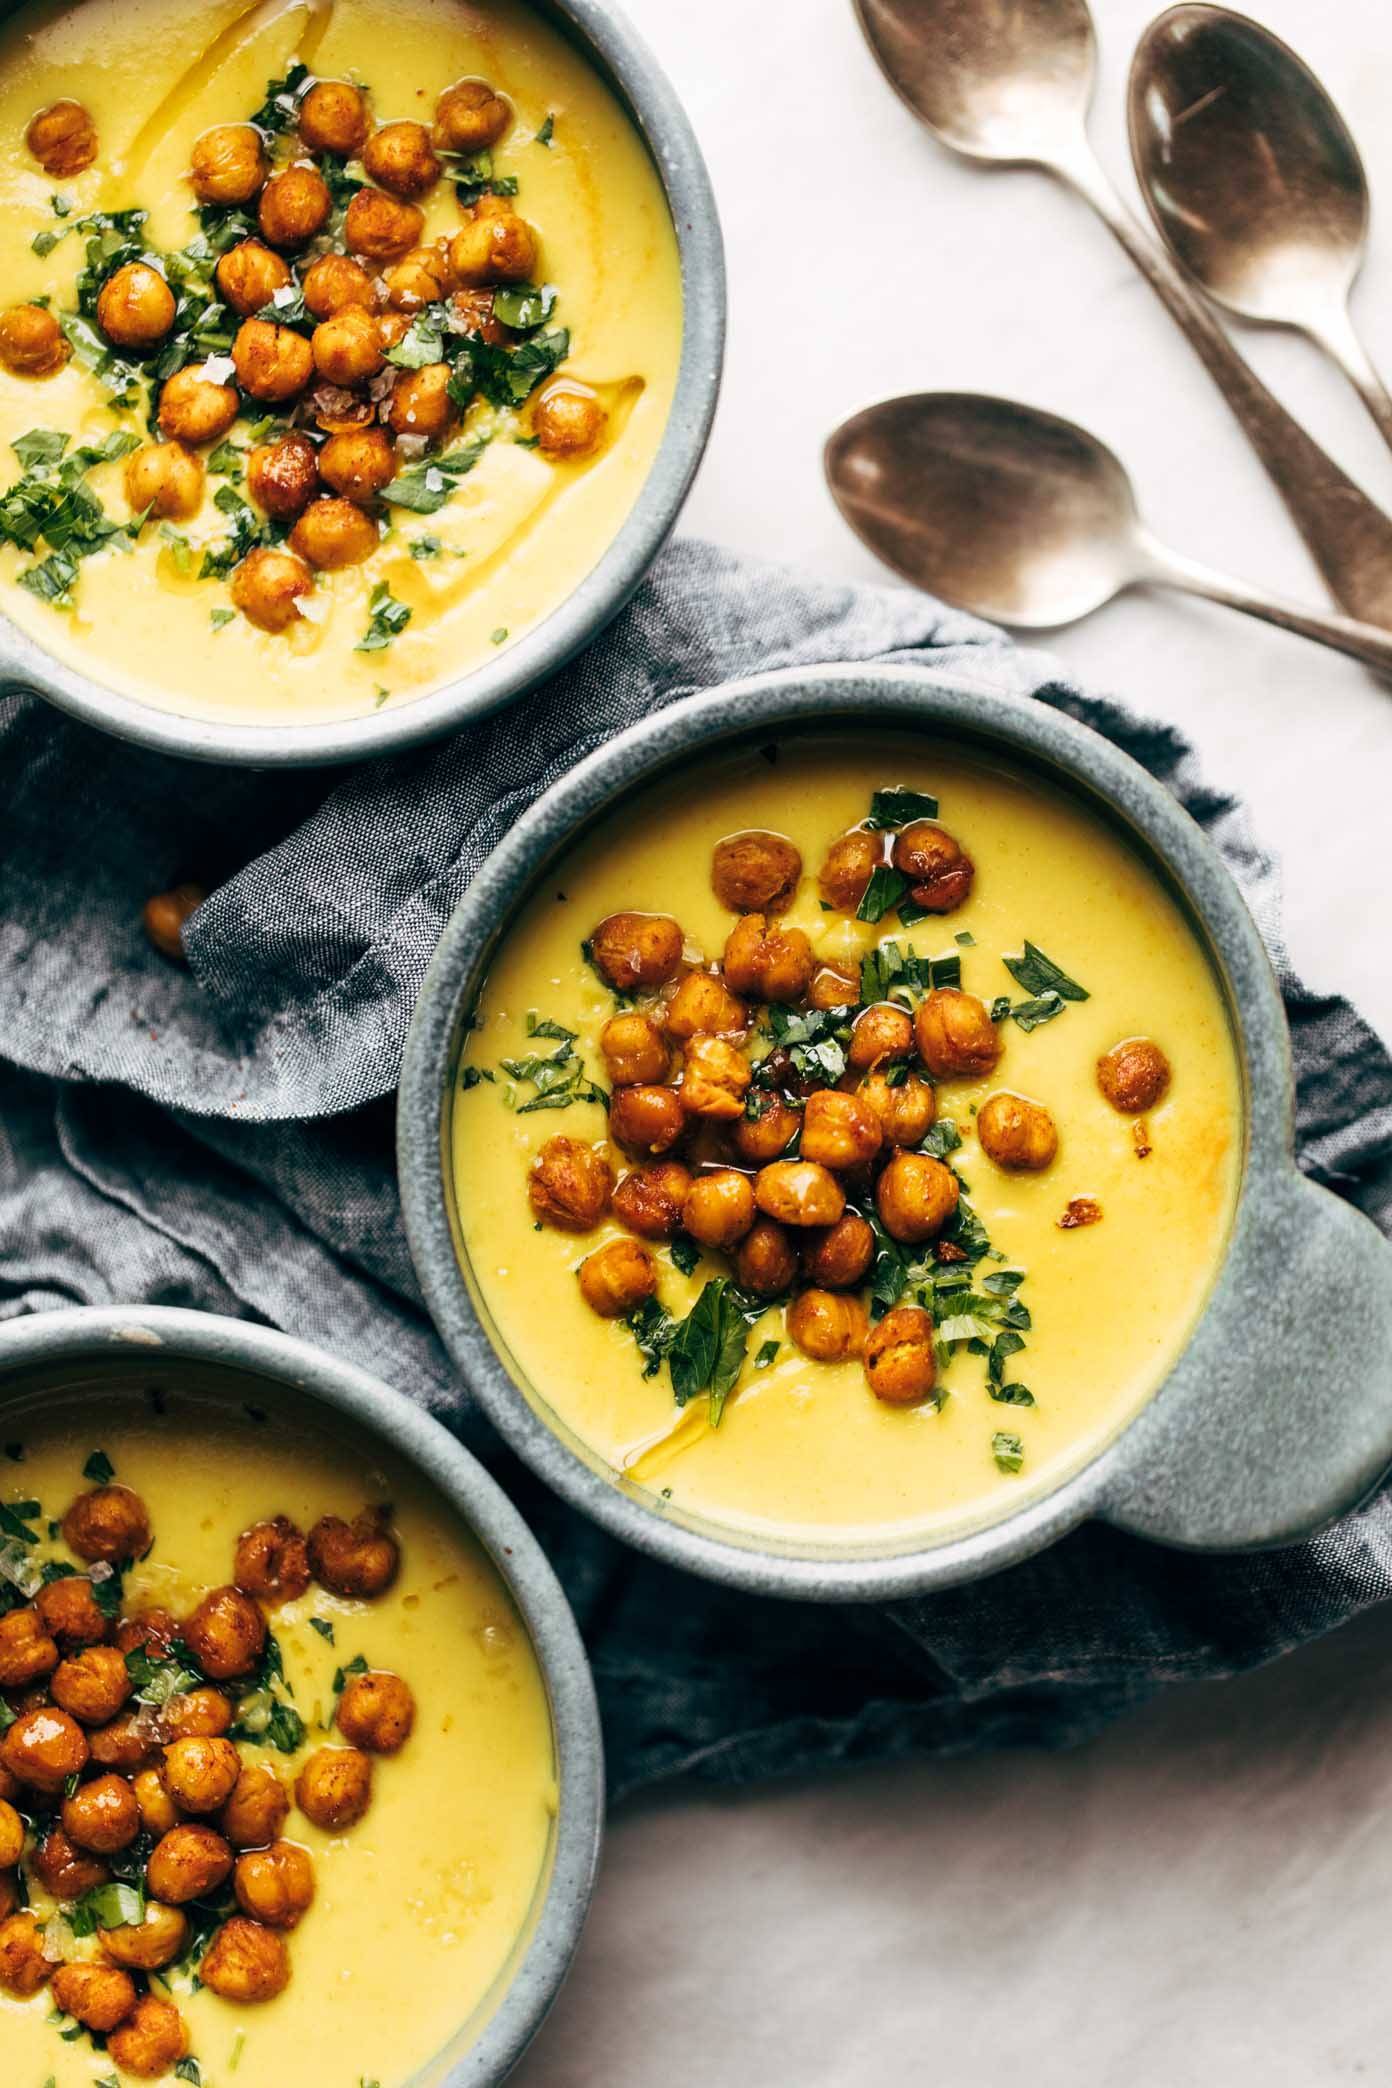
[355,580,412,653]
[992,1431,1025,1473]
[1002,940,1089,1004]
[535,113,555,147]
[492,282,557,331]
[856,864,911,924]
[384,436,487,514]
[865,787,939,829]
[82,1448,114,1484]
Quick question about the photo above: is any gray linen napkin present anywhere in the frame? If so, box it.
[2,538,1390,1800]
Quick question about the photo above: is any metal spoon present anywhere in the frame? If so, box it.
[852,0,1392,630]
[825,392,1392,672]
[1130,5,1392,452]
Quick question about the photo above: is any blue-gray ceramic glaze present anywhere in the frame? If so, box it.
[399,661,1392,1602]
[0,1305,604,2085]
[0,0,723,767]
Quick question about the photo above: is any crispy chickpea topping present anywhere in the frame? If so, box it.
[818,828,881,912]
[0,1910,51,1996]
[1098,1036,1171,1115]
[578,1236,657,1318]
[295,1745,373,1831]
[108,1994,190,2077]
[0,303,70,376]
[100,1899,189,1973]
[435,77,511,154]
[977,1091,1059,1173]
[529,1135,613,1229]
[146,1823,234,1904]
[183,1585,265,1681]
[62,1483,151,1564]
[666,971,745,1040]
[202,1913,291,2001]
[26,99,96,177]
[788,1289,868,1362]
[0,1608,58,1689]
[589,912,684,992]
[336,1670,416,1753]
[608,1085,685,1155]
[234,1840,316,1927]
[235,1515,311,1604]
[308,1506,400,1599]
[863,1304,938,1405]
[299,79,372,158]
[52,1959,138,2033]
[891,821,974,912]
[612,1160,692,1240]
[711,831,802,914]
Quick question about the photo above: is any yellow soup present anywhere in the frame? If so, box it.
[451,738,1244,1546]
[0,1388,556,2086]
[0,0,682,724]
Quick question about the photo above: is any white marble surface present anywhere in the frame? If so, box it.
[516,2,1392,2078]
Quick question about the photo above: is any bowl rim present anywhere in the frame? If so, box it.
[0,0,725,768]
[398,657,1312,1600]
[0,1303,604,2086]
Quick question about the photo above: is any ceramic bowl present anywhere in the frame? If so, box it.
[399,661,1392,1600]
[0,1304,604,2085]
[1,0,723,766]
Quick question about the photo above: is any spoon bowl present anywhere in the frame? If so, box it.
[853,0,1096,162]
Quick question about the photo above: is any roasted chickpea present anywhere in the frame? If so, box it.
[0,1800,21,1870]
[914,988,1002,1080]
[434,76,511,153]
[612,1161,691,1240]
[88,1710,160,1773]
[863,1304,937,1405]
[308,1507,399,1600]
[289,495,380,569]
[311,305,384,387]
[847,1002,914,1071]
[363,118,439,198]
[665,971,744,1039]
[788,1289,868,1363]
[0,1911,50,1996]
[26,98,96,177]
[234,1839,316,1930]
[51,1960,138,2033]
[449,207,538,286]
[235,1516,311,1606]
[528,1134,613,1229]
[63,1484,151,1565]
[977,1090,1059,1173]
[108,1994,190,2078]
[51,1644,132,1726]
[302,251,379,319]
[202,1913,291,2001]
[158,366,239,445]
[382,244,447,313]
[146,1822,233,1904]
[336,1670,416,1754]
[0,302,70,376]
[722,915,815,1004]
[298,78,371,157]
[100,1900,188,1973]
[875,1149,959,1243]
[590,911,684,992]
[577,1237,657,1318]
[1097,1037,1171,1115]
[164,1689,234,1743]
[387,361,456,440]
[295,1745,372,1830]
[63,1774,144,1856]
[231,546,314,632]
[607,1085,685,1155]
[221,1761,290,1849]
[347,186,426,265]
[0,1607,58,1688]
[163,1736,242,1815]
[818,828,880,912]
[190,123,267,206]
[2,1705,89,1793]
[132,1767,179,1838]
[96,262,176,350]
[534,380,607,458]
[114,1608,177,1659]
[125,440,204,521]
[711,830,802,913]
[33,1824,109,1898]
[183,1586,265,1682]
[451,285,504,342]
[233,316,314,403]
[247,432,320,521]
[259,162,332,248]
[858,1070,936,1148]
[216,238,293,316]
[319,426,395,503]
[735,1218,798,1297]
[891,821,974,912]
[800,1090,883,1171]
[681,1034,752,1120]
[801,1212,875,1289]
[807,962,860,1011]
[682,1169,756,1250]
[600,1013,668,1087]
[731,1093,800,1165]
[754,1159,846,1228]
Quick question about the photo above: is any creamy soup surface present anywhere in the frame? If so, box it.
[0,1389,556,2087]
[0,0,682,724]
[452,739,1244,1544]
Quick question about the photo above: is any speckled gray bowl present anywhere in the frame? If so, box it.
[0,1305,603,2084]
[0,0,723,767]
[399,661,1392,1601]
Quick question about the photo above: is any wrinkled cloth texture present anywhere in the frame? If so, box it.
[2,537,1391,1804]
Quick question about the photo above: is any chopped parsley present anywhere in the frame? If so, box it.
[497,1027,606,1114]
[535,112,555,147]
[865,787,939,829]
[492,282,557,331]
[856,864,911,924]
[384,436,487,514]
[1002,941,1089,1004]
[355,580,412,653]
[666,1278,769,1425]
[250,59,312,134]
[82,1448,114,1484]
[992,1431,1025,1474]
[308,1616,336,1643]
[0,428,142,608]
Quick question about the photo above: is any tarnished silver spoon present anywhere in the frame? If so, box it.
[825,391,1392,672]
[852,0,1392,630]
[1131,5,1392,452]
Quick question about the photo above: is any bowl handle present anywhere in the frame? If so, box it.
[1097,1170,1392,1553]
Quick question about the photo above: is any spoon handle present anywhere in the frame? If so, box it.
[1055,142,1392,632]
[1309,302,1392,461]
[1142,537,1392,676]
